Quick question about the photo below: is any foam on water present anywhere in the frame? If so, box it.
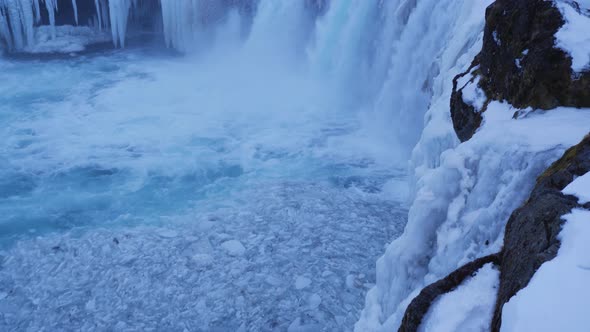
[0,37,408,330]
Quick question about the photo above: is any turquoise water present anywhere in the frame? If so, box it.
[0,48,407,330]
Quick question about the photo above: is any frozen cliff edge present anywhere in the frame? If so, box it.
[358,0,590,331]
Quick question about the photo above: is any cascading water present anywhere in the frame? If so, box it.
[0,0,495,331]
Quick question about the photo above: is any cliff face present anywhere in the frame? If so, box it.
[452,0,590,141]
[401,1,590,331]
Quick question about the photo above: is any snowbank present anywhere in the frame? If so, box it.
[563,172,590,204]
[420,263,499,332]
[555,0,590,72]
[367,100,590,331]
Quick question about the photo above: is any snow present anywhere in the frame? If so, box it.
[460,76,487,111]
[357,0,496,330]
[501,207,590,332]
[0,0,586,331]
[364,98,590,331]
[563,171,590,204]
[555,0,590,72]
[420,263,500,332]
[358,1,590,324]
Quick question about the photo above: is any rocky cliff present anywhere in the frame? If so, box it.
[451,0,590,142]
[400,0,590,330]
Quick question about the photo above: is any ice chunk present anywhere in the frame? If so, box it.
[221,240,246,256]
[309,293,322,310]
[295,276,312,290]
[191,254,214,267]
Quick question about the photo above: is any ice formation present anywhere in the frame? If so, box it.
[0,0,588,330]
[356,0,590,331]
[0,0,142,50]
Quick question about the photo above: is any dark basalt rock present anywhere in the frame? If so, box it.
[450,0,590,142]
[398,253,501,332]
[450,62,484,142]
[491,134,590,331]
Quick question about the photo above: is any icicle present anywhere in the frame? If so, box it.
[0,3,13,49]
[33,0,40,23]
[94,0,102,30]
[160,0,200,52]
[43,0,57,39]
[108,0,131,47]
[100,0,108,31]
[71,0,78,25]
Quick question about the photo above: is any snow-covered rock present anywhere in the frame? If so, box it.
[563,171,590,204]
[501,166,590,331]
[420,263,499,332]
[501,208,590,332]
[555,0,590,72]
[360,0,590,330]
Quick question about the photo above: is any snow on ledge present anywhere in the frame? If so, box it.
[361,99,590,331]
[501,208,590,332]
[555,1,590,72]
[563,171,590,204]
[420,263,499,332]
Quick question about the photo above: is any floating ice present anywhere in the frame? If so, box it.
[295,276,312,290]
[221,240,246,256]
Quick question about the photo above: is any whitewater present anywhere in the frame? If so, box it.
[0,0,500,331]
[0,2,411,331]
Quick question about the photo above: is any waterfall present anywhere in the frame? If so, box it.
[160,0,199,51]
[308,0,377,87]
[356,1,497,330]
[308,0,489,157]
[0,1,495,329]
[245,0,307,57]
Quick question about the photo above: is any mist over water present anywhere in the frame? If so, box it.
[0,1,415,330]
